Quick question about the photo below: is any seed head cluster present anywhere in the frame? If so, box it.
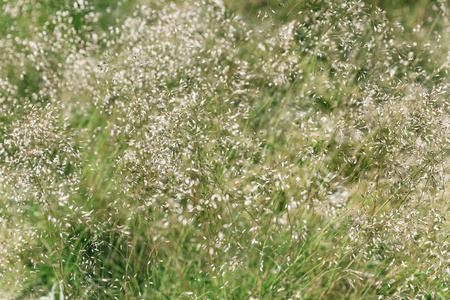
[0,0,449,299]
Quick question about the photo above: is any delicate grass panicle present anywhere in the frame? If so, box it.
[0,0,449,299]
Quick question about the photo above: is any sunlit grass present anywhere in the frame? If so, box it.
[0,0,449,299]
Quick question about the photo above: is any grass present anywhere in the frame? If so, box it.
[0,0,449,299]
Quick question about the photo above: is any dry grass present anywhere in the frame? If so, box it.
[0,0,449,299]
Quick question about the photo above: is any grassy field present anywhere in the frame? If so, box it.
[0,0,449,299]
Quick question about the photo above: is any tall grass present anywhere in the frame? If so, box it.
[0,0,449,299]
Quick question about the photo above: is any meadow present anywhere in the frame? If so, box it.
[0,0,449,299]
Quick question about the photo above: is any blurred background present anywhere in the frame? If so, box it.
[1,0,446,34]
[223,0,447,35]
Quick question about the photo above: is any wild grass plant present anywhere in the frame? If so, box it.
[0,0,449,299]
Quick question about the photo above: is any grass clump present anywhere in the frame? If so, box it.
[0,0,449,299]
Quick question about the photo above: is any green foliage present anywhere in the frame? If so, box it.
[0,0,449,299]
